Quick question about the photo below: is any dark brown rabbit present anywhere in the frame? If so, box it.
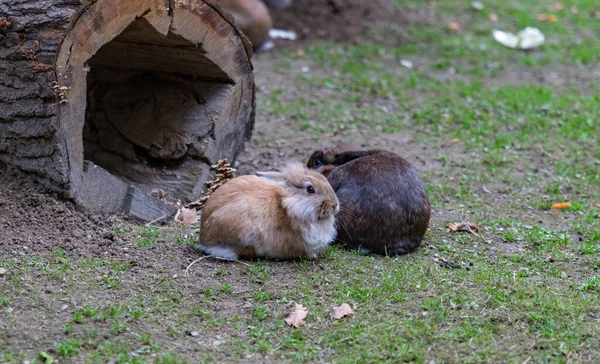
[307,147,431,255]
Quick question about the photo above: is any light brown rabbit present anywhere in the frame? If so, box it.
[218,0,273,49]
[197,162,339,260]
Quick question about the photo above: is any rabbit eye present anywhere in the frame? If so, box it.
[306,185,316,194]
[313,159,322,168]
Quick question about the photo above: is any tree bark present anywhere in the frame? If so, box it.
[0,0,255,220]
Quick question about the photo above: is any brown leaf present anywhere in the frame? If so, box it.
[330,303,353,319]
[448,22,461,31]
[285,304,308,328]
[447,222,480,233]
[0,268,6,276]
[174,207,199,227]
[537,14,558,22]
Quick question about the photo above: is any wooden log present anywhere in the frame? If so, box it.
[0,0,255,220]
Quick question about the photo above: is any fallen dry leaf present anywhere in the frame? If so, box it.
[552,202,571,209]
[330,303,353,319]
[448,22,461,31]
[296,48,305,57]
[285,304,308,328]
[0,268,6,275]
[447,222,480,233]
[174,207,199,226]
[537,14,558,22]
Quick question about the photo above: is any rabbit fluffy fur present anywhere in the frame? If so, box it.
[197,162,339,260]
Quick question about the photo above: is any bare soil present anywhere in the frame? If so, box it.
[0,164,188,269]
[270,0,413,46]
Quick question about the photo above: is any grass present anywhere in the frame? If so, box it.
[2,0,600,362]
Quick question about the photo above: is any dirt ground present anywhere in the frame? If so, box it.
[2,0,599,362]
[270,0,408,44]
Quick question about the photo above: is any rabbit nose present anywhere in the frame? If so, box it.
[333,202,339,213]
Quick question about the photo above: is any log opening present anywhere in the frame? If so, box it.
[83,18,234,201]
[0,0,255,221]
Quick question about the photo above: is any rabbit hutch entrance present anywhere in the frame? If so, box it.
[0,0,255,221]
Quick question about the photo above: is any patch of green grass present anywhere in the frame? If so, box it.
[111,320,127,335]
[55,338,80,357]
[38,351,54,364]
[172,231,197,245]
[134,226,163,248]
[245,261,271,282]
[190,305,213,320]
[579,276,600,292]
[215,268,228,276]
[220,282,232,294]
[252,305,271,321]
[253,291,273,302]
[202,288,214,298]
[1,352,20,363]
[136,332,153,346]
[580,242,600,254]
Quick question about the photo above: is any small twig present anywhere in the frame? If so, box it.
[185,255,251,276]
[185,256,211,276]
[145,214,167,227]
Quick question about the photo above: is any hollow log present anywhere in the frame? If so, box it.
[0,0,255,220]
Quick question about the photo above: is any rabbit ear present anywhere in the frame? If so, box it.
[256,171,286,186]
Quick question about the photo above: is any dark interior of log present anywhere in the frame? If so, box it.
[83,18,234,201]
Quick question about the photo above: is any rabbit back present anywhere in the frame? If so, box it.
[327,151,430,255]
